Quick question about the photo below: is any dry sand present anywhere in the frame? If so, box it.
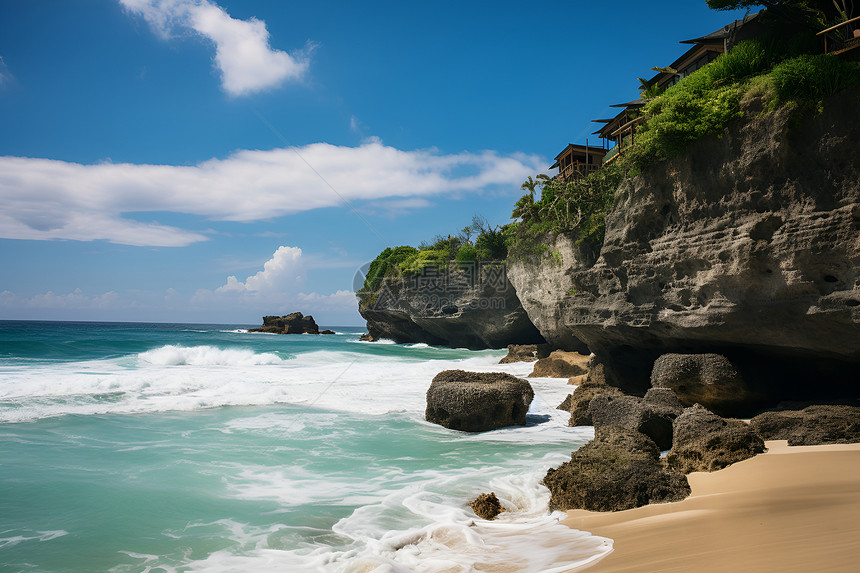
[564,441,860,572]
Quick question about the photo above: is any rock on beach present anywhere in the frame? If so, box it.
[425,370,534,432]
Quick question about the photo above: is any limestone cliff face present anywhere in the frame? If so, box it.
[508,86,860,399]
[359,264,545,350]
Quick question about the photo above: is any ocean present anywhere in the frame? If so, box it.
[0,320,610,572]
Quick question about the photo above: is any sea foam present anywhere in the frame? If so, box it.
[138,345,286,366]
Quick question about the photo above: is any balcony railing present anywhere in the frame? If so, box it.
[818,15,860,55]
[558,162,601,181]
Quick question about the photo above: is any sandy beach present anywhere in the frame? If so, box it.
[564,440,860,572]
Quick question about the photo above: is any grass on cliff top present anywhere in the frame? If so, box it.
[359,220,510,294]
[629,36,860,165]
[507,34,860,258]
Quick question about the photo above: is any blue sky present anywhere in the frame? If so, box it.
[0,0,749,326]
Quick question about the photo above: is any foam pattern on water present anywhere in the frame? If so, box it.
[0,325,610,572]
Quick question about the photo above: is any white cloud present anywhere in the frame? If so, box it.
[0,56,14,88]
[359,197,434,219]
[0,142,544,246]
[196,246,356,313]
[216,245,304,293]
[296,289,358,310]
[0,288,122,310]
[119,0,308,96]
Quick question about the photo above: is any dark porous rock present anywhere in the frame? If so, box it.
[425,370,534,432]
[644,387,685,411]
[507,87,860,408]
[499,343,552,364]
[359,332,377,342]
[560,363,625,427]
[470,492,503,520]
[750,405,860,446]
[651,353,758,416]
[249,313,320,335]
[588,389,683,451]
[543,426,691,512]
[668,404,765,474]
[320,329,336,335]
[529,350,590,377]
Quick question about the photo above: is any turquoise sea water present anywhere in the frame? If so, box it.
[0,321,609,572]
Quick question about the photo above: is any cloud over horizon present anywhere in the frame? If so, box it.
[0,142,544,246]
[0,246,360,323]
[119,0,308,96]
[192,245,359,318]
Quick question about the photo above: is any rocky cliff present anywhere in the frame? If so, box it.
[509,86,860,404]
[359,263,545,350]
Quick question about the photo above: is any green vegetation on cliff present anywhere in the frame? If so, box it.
[359,216,510,295]
[362,4,860,279]
[508,23,860,257]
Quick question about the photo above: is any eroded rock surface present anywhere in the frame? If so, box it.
[508,87,860,408]
[529,350,590,377]
[499,343,551,364]
[750,405,860,445]
[360,265,545,350]
[543,426,690,512]
[588,389,684,451]
[425,370,534,432]
[651,353,759,415]
[668,404,765,473]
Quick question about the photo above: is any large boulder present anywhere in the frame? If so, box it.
[588,388,684,451]
[543,426,690,512]
[529,350,590,377]
[750,405,860,445]
[498,343,552,364]
[425,370,534,432]
[650,353,758,415]
[667,404,765,473]
[249,313,320,334]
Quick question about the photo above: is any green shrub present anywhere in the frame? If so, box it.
[455,244,477,266]
[399,249,449,274]
[421,235,462,259]
[361,246,419,292]
[508,158,627,258]
[474,227,508,260]
[769,54,860,106]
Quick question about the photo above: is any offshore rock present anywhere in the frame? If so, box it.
[359,264,545,350]
[425,370,534,432]
[543,426,690,512]
[749,405,860,445]
[668,404,765,473]
[507,86,860,406]
[249,313,320,334]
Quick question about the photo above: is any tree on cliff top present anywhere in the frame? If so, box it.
[707,1,855,26]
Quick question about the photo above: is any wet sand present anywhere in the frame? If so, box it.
[564,441,860,572]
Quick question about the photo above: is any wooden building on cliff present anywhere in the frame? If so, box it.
[591,12,762,165]
[550,143,608,182]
